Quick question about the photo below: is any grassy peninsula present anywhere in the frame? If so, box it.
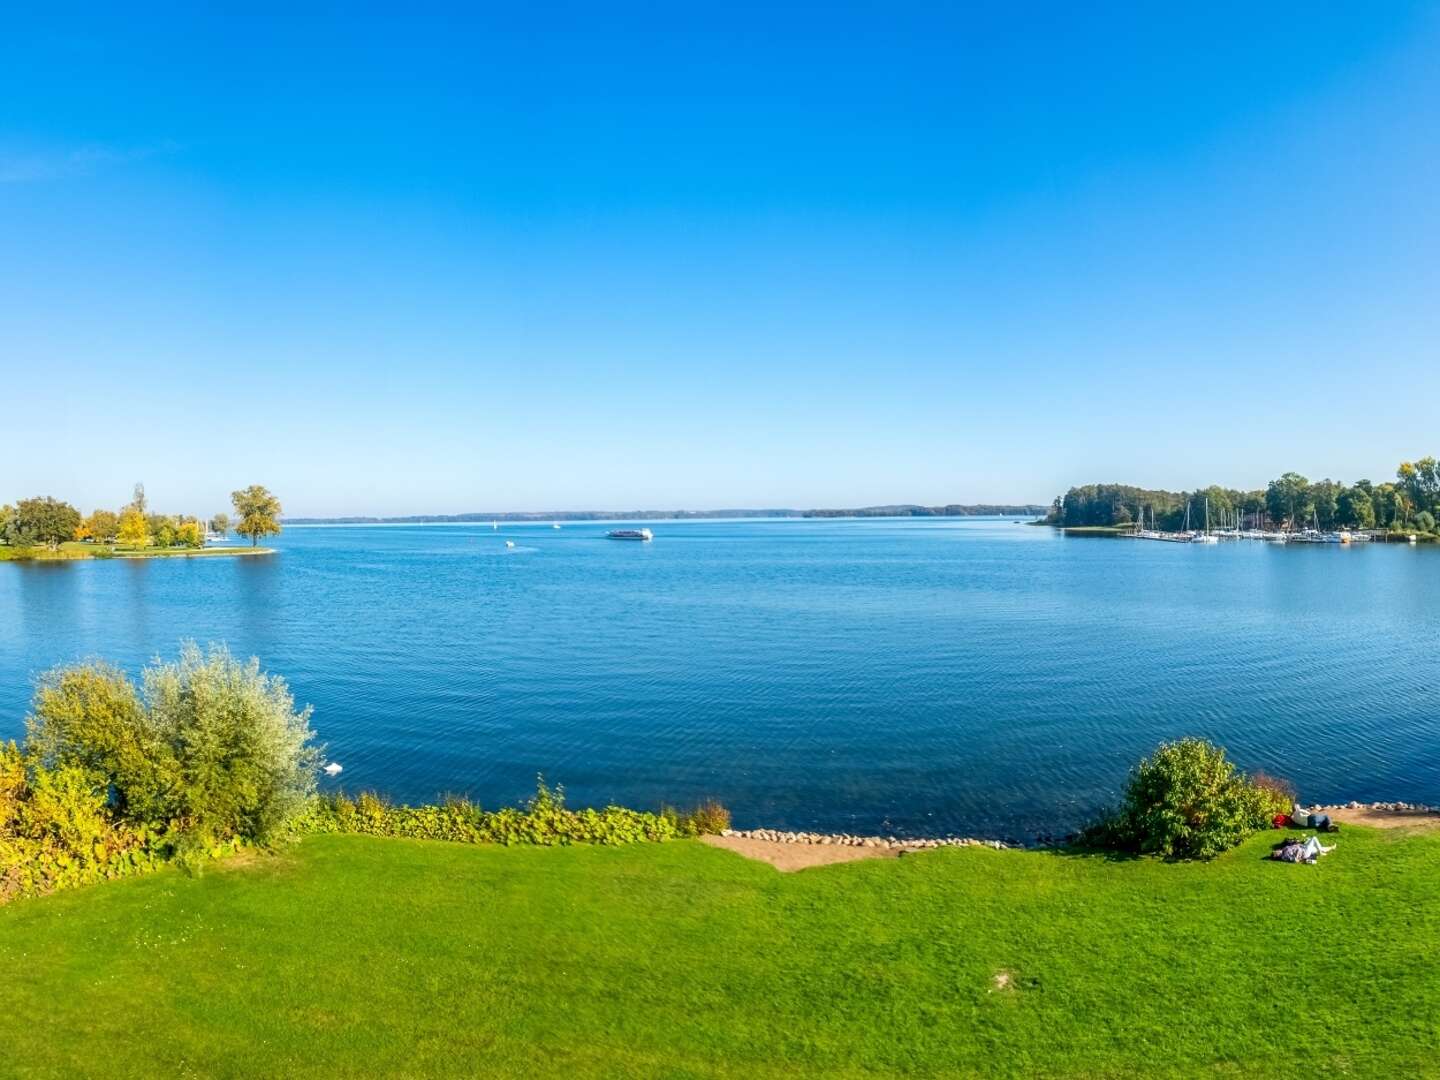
[2,827,1437,1078]
[1,483,283,560]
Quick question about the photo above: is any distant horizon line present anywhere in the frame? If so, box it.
[283,502,1050,525]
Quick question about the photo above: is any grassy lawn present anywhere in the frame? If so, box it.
[0,542,272,561]
[1,829,1436,1079]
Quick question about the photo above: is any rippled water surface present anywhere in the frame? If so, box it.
[2,519,1437,836]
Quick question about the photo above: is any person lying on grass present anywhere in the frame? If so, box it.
[1291,803,1339,832]
[1272,836,1336,864]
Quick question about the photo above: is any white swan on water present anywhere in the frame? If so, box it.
[323,762,343,776]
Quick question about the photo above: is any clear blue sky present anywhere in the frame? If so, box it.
[4,4,1438,516]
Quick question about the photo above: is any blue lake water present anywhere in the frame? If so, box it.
[2,519,1437,837]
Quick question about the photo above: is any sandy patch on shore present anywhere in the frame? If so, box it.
[1328,808,1440,831]
[700,834,907,871]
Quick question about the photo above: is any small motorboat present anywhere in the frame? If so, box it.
[505,540,516,548]
[606,528,653,541]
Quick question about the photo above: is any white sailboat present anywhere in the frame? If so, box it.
[1192,498,1218,543]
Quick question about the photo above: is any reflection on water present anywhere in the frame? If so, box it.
[14,563,84,674]
[234,550,281,651]
[120,559,153,649]
[1,521,1438,837]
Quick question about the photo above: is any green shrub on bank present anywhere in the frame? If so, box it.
[0,742,166,903]
[28,643,322,847]
[1085,738,1290,859]
[3,644,318,901]
[306,778,730,847]
[2,645,731,904]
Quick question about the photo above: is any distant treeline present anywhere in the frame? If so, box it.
[285,504,1049,525]
[1047,456,1440,533]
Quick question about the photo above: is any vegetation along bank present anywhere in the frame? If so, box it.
[3,646,1438,1076]
[0,482,283,561]
[2,689,1437,1078]
[5,643,1433,904]
[1047,453,1440,538]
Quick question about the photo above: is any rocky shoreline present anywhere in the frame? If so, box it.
[722,829,1016,850]
[723,800,1439,850]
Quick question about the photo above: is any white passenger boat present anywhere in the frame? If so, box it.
[606,528,653,541]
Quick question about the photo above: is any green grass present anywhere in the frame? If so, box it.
[0,541,273,561]
[1,829,1437,1079]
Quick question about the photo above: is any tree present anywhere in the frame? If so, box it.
[117,507,150,547]
[175,520,203,548]
[231,485,282,547]
[1373,483,1401,528]
[131,483,147,516]
[1337,485,1375,529]
[82,510,119,543]
[1308,479,1341,530]
[149,515,178,548]
[1240,490,1267,528]
[1417,511,1437,535]
[1265,473,1311,530]
[0,504,15,545]
[12,496,82,550]
[1397,458,1439,517]
[209,512,230,538]
[1196,485,1236,527]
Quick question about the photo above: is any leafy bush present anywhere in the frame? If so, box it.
[664,799,732,837]
[142,643,322,844]
[306,778,730,848]
[26,643,322,846]
[26,662,174,822]
[1085,738,1287,860]
[0,742,163,903]
[6,644,729,904]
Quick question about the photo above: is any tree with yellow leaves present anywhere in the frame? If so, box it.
[117,507,149,547]
[231,485,282,547]
[79,509,119,543]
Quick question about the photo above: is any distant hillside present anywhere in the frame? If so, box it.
[284,504,1049,525]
